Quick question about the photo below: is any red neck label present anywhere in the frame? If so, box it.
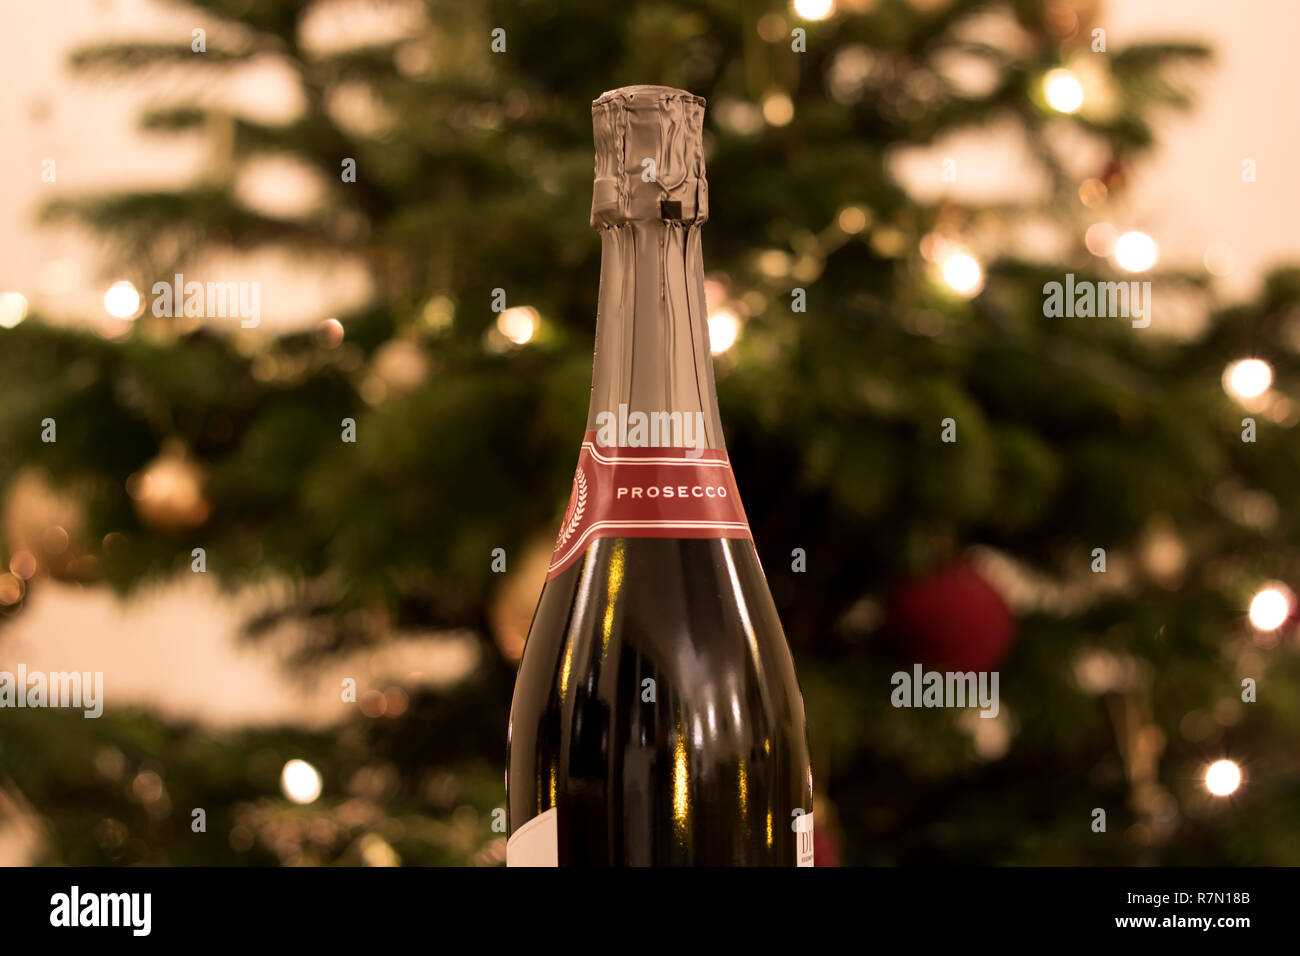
[546,432,752,579]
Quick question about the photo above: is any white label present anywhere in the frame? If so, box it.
[796,811,815,867]
[506,807,558,867]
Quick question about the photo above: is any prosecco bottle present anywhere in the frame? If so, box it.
[506,85,814,866]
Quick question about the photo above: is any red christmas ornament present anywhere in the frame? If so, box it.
[813,824,841,867]
[887,561,1016,672]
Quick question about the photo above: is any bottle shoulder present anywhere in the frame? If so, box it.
[515,537,802,717]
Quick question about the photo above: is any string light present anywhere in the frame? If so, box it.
[837,206,868,234]
[0,291,28,329]
[103,280,142,319]
[1204,759,1241,797]
[708,309,741,354]
[280,759,323,804]
[1248,582,1292,632]
[497,306,538,345]
[941,251,984,297]
[755,250,793,278]
[1043,68,1084,113]
[1113,231,1158,272]
[1223,358,1272,400]
[792,0,834,20]
[422,294,455,333]
[761,90,794,127]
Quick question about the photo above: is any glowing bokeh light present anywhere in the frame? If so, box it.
[1113,231,1158,272]
[1204,759,1241,797]
[837,206,867,234]
[1248,583,1291,632]
[762,90,794,127]
[103,280,142,319]
[280,759,323,804]
[0,291,28,329]
[1043,69,1084,113]
[1223,358,1273,400]
[941,252,983,297]
[792,0,834,21]
[708,309,740,354]
[497,306,538,345]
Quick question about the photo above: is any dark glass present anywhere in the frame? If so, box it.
[506,85,812,865]
[507,536,812,865]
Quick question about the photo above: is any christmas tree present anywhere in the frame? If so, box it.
[3,0,1297,865]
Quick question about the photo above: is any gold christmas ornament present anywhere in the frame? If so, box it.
[128,441,211,533]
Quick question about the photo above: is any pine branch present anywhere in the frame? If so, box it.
[40,189,344,255]
[67,42,258,76]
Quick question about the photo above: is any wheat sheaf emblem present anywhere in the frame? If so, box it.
[558,466,588,547]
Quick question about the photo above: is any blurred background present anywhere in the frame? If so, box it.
[2,0,1299,866]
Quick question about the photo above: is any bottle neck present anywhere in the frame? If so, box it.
[585,220,725,455]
